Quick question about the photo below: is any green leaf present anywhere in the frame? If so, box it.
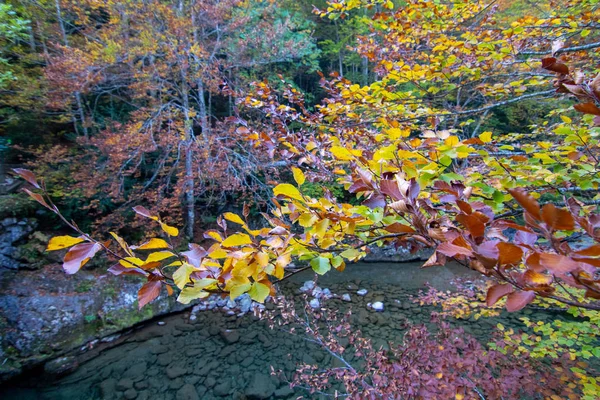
[310,256,331,275]
[248,281,270,303]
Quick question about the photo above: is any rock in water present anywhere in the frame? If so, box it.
[245,373,276,399]
[341,293,352,302]
[372,301,384,312]
[309,298,320,309]
[220,329,240,344]
[356,289,368,296]
[43,356,78,375]
[176,384,199,400]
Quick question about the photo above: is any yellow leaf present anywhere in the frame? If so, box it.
[146,251,175,263]
[248,281,270,303]
[560,115,572,124]
[160,222,179,237]
[298,213,318,227]
[223,212,245,226]
[173,262,195,289]
[134,238,170,250]
[177,285,210,304]
[119,257,144,267]
[479,131,493,143]
[292,167,306,186]
[47,235,85,251]
[109,232,134,256]
[330,146,355,161]
[255,251,270,268]
[313,218,330,238]
[273,183,303,201]
[221,233,252,247]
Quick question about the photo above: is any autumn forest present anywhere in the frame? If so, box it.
[2,0,600,399]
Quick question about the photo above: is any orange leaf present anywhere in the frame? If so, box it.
[574,102,600,116]
[541,57,569,74]
[508,188,540,220]
[497,242,523,266]
[524,270,553,286]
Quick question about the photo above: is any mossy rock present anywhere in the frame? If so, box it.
[0,193,38,219]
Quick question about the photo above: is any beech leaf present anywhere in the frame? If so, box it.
[486,284,513,306]
[47,235,85,251]
[505,290,536,312]
[62,242,102,274]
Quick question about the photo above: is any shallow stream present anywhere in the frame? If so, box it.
[1,262,576,399]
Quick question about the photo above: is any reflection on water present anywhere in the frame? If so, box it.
[1,263,571,399]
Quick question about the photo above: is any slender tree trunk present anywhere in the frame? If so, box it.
[197,78,209,140]
[362,56,369,86]
[181,76,195,239]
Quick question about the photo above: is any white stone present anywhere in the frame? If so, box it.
[309,299,320,309]
[321,288,332,299]
[356,289,368,296]
[341,294,352,302]
[300,281,316,293]
[372,301,384,312]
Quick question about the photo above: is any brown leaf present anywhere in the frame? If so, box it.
[497,242,523,266]
[456,214,485,238]
[138,279,162,309]
[63,242,102,274]
[486,284,513,306]
[508,188,540,220]
[591,72,600,98]
[541,204,575,231]
[384,223,415,233]
[505,290,536,312]
[422,251,447,268]
[456,200,472,215]
[541,57,569,74]
[574,102,600,116]
[12,168,40,189]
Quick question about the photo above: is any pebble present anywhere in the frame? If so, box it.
[357,289,368,296]
[372,301,384,312]
[157,321,166,326]
[309,298,320,308]
[341,293,352,302]
[300,280,316,293]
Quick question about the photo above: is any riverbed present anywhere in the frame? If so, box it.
[0,262,573,399]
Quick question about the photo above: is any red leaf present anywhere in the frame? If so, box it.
[508,188,541,220]
[63,242,102,274]
[574,244,600,257]
[132,206,158,220]
[574,102,600,116]
[437,242,473,257]
[138,279,162,309]
[107,263,147,277]
[505,291,535,312]
[538,253,580,273]
[541,57,569,74]
[182,243,207,268]
[12,168,40,189]
[380,179,403,200]
[23,188,52,210]
[486,284,513,306]
[422,251,447,268]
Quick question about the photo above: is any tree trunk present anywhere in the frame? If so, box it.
[197,78,209,140]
